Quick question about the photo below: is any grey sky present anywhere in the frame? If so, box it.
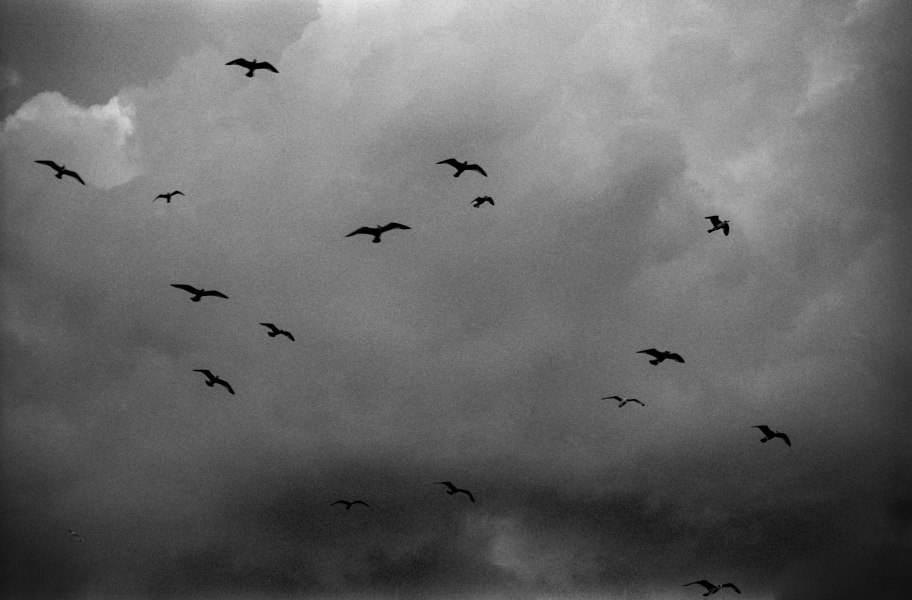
[1,0,911,599]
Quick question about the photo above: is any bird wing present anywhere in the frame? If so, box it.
[666,353,685,363]
[216,379,235,394]
[722,223,729,236]
[171,191,184,197]
[706,215,721,226]
[602,396,623,401]
[381,222,411,233]
[193,369,214,378]
[778,433,791,446]
[467,164,487,176]
[435,481,457,491]
[352,501,369,507]
[35,160,62,169]
[226,58,252,67]
[202,290,229,299]
[721,584,741,593]
[64,170,86,184]
[330,501,349,507]
[436,159,461,168]
[752,425,774,436]
[171,284,201,294]
[630,399,645,406]
[637,349,661,358]
[282,331,295,341]
[154,194,167,201]
[346,226,377,237]
[258,61,279,73]
[685,581,714,591]
[260,323,278,332]
[460,489,475,502]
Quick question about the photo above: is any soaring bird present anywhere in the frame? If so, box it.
[685,580,741,596]
[637,348,685,365]
[193,370,235,395]
[260,323,294,341]
[68,529,82,542]
[345,222,411,243]
[331,500,370,509]
[225,58,279,77]
[471,195,494,207]
[705,216,730,236]
[752,425,791,446]
[435,481,475,502]
[35,160,85,185]
[170,284,229,302]
[437,159,487,177]
[602,395,645,407]
[154,190,184,203]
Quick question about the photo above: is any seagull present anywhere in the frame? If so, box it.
[68,529,82,542]
[602,395,645,407]
[435,481,475,502]
[637,348,685,365]
[752,425,791,446]
[154,190,184,203]
[685,580,741,596]
[192,370,235,395]
[331,500,370,509]
[471,195,494,207]
[437,159,487,177]
[260,323,294,341]
[35,161,85,185]
[225,58,279,77]
[345,222,411,243]
[705,216,730,236]
[170,284,229,302]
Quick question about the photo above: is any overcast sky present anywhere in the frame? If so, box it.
[1,0,911,599]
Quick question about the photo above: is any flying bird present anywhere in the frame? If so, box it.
[225,58,279,77]
[437,158,487,177]
[35,160,85,185]
[752,425,791,446]
[637,348,685,365]
[435,481,475,502]
[705,216,730,236]
[170,284,229,302]
[154,190,184,203]
[685,580,741,596]
[471,195,494,207]
[192,370,235,395]
[602,395,645,407]
[260,323,294,341]
[68,529,82,542]
[331,500,369,509]
[345,222,411,243]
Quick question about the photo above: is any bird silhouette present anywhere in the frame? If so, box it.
[331,500,370,509]
[437,159,487,177]
[193,370,235,395]
[35,161,85,185]
[435,481,475,502]
[154,190,184,203]
[68,529,82,542]
[260,323,294,341]
[170,284,229,302]
[705,216,730,236]
[471,195,494,207]
[637,348,685,365]
[752,425,791,446]
[225,58,279,77]
[685,580,741,596]
[345,222,411,243]
[602,395,645,407]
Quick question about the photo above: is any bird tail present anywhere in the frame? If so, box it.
[761,438,769,443]
[246,71,255,77]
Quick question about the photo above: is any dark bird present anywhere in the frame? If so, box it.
[154,190,184,203]
[602,395,645,407]
[637,348,685,365]
[437,158,487,177]
[35,160,85,185]
[68,529,82,542]
[192,370,235,395]
[471,195,494,207]
[260,323,294,341]
[752,425,791,446]
[685,580,741,596]
[345,222,411,243]
[170,284,229,302]
[331,500,370,509]
[705,215,730,236]
[435,481,475,502]
[226,58,279,77]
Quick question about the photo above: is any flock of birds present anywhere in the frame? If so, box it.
[34,56,790,597]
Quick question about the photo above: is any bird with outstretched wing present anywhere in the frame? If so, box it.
[35,160,85,184]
